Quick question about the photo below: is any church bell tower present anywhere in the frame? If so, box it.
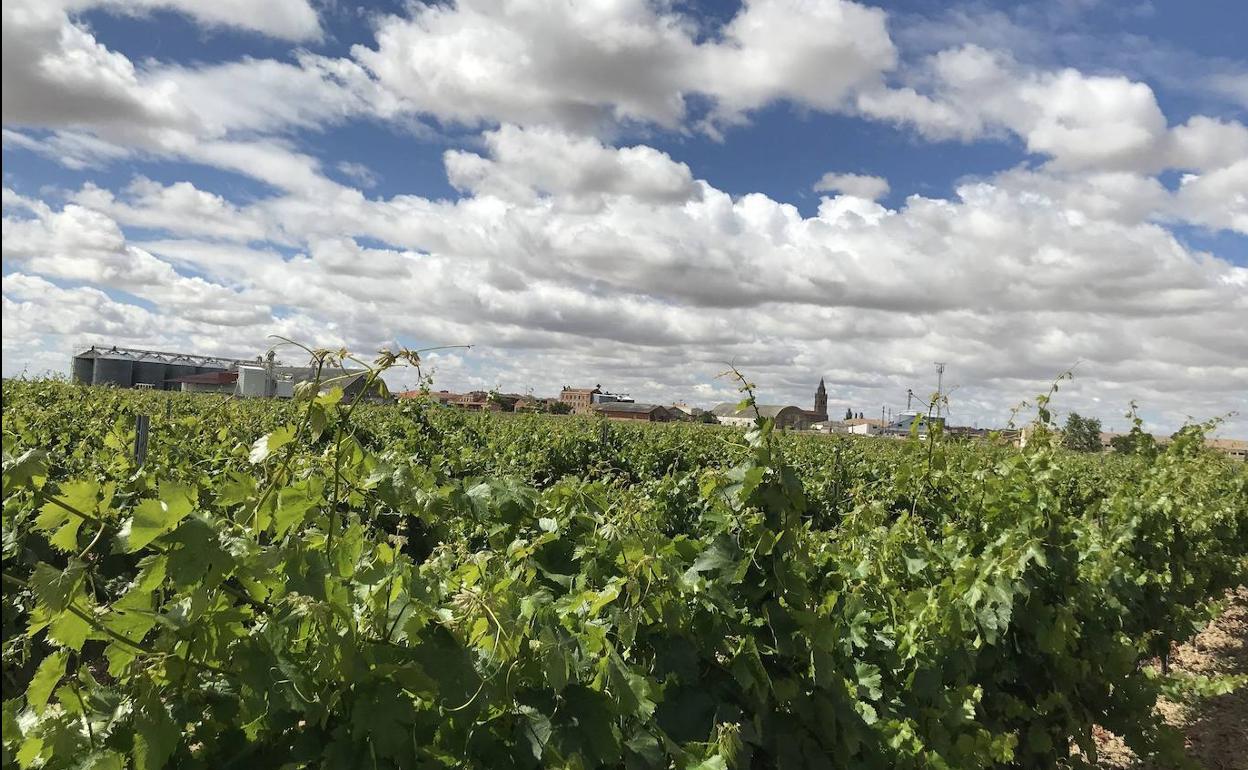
[814,378,828,420]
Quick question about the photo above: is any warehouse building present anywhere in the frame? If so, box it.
[593,403,672,422]
[71,345,245,391]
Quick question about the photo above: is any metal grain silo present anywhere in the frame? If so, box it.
[134,359,169,389]
[92,357,133,387]
[165,362,197,390]
[72,356,95,384]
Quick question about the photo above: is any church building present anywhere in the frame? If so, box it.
[801,378,829,424]
[710,378,830,430]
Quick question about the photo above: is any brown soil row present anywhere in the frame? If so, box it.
[1093,586,1248,770]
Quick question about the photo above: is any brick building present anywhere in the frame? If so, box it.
[560,385,602,414]
[801,378,829,423]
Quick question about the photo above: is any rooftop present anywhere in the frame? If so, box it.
[76,344,243,368]
[710,403,802,419]
[593,402,666,414]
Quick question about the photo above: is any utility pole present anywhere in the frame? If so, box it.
[934,362,945,419]
[134,414,150,466]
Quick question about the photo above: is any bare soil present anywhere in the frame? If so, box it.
[1093,586,1248,770]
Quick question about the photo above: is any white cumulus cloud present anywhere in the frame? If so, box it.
[813,172,890,200]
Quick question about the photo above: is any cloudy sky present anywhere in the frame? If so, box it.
[2,0,1245,434]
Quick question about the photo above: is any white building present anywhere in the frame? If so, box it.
[843,418,887,435]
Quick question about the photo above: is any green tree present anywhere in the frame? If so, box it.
[1111,427,1156,457]
[486,389,508,412]
[1062,412,1103,452]
[1109,402,1157,457]
[844,407,854,420]
[546,400,572,415]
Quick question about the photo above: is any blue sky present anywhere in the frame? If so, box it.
[14,0,1244,219]
[2,0,1246,433]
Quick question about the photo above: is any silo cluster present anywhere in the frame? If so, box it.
[71,346,239,390]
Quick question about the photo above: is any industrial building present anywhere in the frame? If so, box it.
[71,345,246,390]
[70,345,387,401]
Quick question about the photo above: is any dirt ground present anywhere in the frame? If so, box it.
[1093,586,1248,770]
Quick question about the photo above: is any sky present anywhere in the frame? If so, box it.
[2,0,1246,435]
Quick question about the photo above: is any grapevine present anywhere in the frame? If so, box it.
[1,357,1245,769]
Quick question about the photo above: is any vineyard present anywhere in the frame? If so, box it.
[2,363,1246,770]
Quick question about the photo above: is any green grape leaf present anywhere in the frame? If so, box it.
[30,560,85,613]
[518,706,553,760]
[35,484,96,553]
[26,650,67,714]
[47,516,84,553]
[273,478,323,538]
[134,693,179,770]
[854,662,883,701]
[249,426,296,464]
[127,482,197,552]
[17,736,44,769]
[3,448,47,491]
[48,608,91,651]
